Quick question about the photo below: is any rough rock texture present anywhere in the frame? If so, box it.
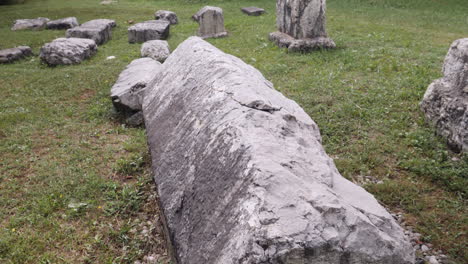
[421,38,468,152]
[143,37,414,264]
[66,19,115,45]
[241,7,265,16]
[269,0,335,52]
[111,58,162,113]
[193,6,227,39]
[141,40,170,62]
[39,38,97,66]
[155,10,178,25]
[0,46,33,63]
[11,17,49,30]
[46,17,79,30]
[128,20,170,43]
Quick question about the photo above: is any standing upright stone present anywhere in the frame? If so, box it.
[193,6,227,39]
[269,0,335,52]
[420,38,468,152]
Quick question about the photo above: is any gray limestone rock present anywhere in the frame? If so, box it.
[111,58,162,113]
[141,40,170,62]
[128,20,170,43]
[420,38,468,152]
[193,6,227,39]
[46,17,79,30]
[39,38,97,66]
[66,19,116,45]
[11,17,49,30]
[270,0,335,51]
[155,10,178,25]
[241,7,265,16]
[143,36,414,264]
[0,46,33,63]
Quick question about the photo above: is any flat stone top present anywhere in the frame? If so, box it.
[11,17,50,30]
[193,6,223,21]
[241,6,265,15]
[111,58,161,98]
[81,19,116,29]
[128,20,169,31]
[47,37,96,47]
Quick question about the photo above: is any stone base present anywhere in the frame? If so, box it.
[198,31,228,39]
[269,31,336,52]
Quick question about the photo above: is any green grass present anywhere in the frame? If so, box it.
[1,0,467,263]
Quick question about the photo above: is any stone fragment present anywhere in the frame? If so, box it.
[420,38,468,152]
[154,10,178,25]
[141,40,170,62]
[111,58,161,113]
[66,19,116,45]
[193,6,227,39]
[39,38,97,66]
[11,17,49,30]
[143,37,414,264]
[100,0,117,4]
[46,17,79,30]
[241,7,265,16]
[0,46,33,63]
[125,112,144,127]
[269,0,335,52]
[128,20,170,43]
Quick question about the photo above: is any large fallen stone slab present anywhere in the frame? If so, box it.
[421,38,468,152]
[128,20,170,43]
[0,46,33,63]
[141,40,170,62]
[39,38,97,66]
[46,17,79,30]
[11,17,49,30]
[111,58,162,113]
[154,10,178,25]
[143,36,414,264]
[269,0,335,52]
[193,6,227,39]
[66,19,115,45]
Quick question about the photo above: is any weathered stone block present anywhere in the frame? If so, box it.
[39,38,97,66]
[128,20,170,43]
[111,58,162,113]
[0,46,33,63]
[270,0,335,51]
[46,17,79,30]
[141,40,170,62]
[66,19,115,45]
[155,10,178,25]
[241,7,265,16]
[421,38,468,152]
[143,37,414,264]
[193,6,227,39]
[11,17,49,30]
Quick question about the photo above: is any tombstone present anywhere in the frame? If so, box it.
[66,19,116,45]
[128,20,170,43]
[193,6,227,39]
[420,38,468,152]
[141,40,170,62]
[11,17,49,31]
[155,10,178,25]
[142,37,415,264]
[241,7,265,16]
[46,17,79,30]
[39,38,97,66]
[269,0,335,52]
[0,46,33,63]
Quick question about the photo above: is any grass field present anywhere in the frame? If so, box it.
[0,0,467,263]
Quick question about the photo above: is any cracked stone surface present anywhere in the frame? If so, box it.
[39,38,97,66]
[193,6,227,39]
[143,36,414,264]
[128,20,170,43]
[241,7,265,16]
[66,19,115,45]
[154,10,178,25]
[11,17,49,30]
[141,40,170,62]
[0,46,33,63]
[46,17,79,30]
[270,0,335,51]
[111,58,162,114]
[421,38,468,152]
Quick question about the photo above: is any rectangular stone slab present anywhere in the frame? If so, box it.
[143,37,414,264]
[128,20,170,43]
